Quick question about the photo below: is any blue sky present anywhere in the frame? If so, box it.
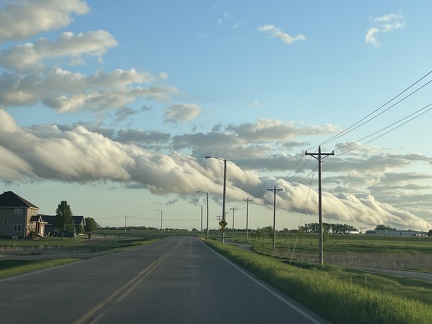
[1,0,432,232]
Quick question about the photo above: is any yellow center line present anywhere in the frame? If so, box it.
[74,238,184,324]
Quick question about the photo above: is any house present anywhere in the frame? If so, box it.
[39,215,86,236]
[0,191,87,238]
[0,191,40,238]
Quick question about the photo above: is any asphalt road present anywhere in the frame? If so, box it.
[0,236,329,324]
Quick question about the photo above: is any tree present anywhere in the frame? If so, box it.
[375,225,397,231]
[84,217,99,239]
[84,217,98,232]
[54,200,74,240]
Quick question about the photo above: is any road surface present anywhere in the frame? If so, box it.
[0,236,329,323]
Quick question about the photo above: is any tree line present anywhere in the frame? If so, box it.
[300,223,358,234]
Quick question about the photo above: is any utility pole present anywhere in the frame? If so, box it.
[267,185,283,252]
[195,204,203,235]
[156,209,163,234]
[124,216,128,234]
[197,191,209,239]
[243,197,253,242]
[305,145,334,266]
[230,207,237,240]
[205,156,227,243]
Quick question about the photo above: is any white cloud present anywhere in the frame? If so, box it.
[0,68,179,112]
[258,25,306,44]
[0,109,430,231]
[0,30,118,72]
[0,0,90,43]
[159,72,169,79]
[365,27,380,47]
[249,100,262,108]
[164,103,202,123]
[226,118,338,142]
[365,13,405,47]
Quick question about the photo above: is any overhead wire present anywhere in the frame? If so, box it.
[314,69,432,150]
[336,102,432,155]
[290,69,432,185]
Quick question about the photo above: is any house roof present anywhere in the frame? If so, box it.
[0,191,38,208]
[38,214,85,225]
[30,215,47,223]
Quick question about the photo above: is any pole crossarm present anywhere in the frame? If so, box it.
[304,146,334,266]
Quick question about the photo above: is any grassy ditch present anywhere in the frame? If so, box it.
[0,259,78,279]
[206,239,432,324]
[0,235,161,255]
[0,234,161,279]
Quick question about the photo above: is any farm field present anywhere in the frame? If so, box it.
[228,232,432,271]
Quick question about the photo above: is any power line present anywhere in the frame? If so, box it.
[336,102,432,155]
[315,69,432,150]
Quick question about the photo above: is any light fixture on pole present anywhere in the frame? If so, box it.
[196,191,209,239]
[205,156,227,244]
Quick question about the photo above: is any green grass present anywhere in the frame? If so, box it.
[0,259,78,279]
[206,239,432,324]
[244,233,432,255]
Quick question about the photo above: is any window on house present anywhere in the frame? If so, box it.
[13,224,22,232]
[14,208,23,215]
[3,219,7,225]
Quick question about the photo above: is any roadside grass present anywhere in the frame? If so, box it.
[0,232,162,255]
[0,232,162,278]
[0,259,78,279]
[206,239,432,324]
[107,238,160,252]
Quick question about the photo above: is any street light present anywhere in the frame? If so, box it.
[195,204,203,235]
[205,156,227,244]
[196,191,209,239]
[156,209,162,234]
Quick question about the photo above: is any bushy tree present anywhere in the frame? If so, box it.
[54,200,74,240]
[84,217,99,239]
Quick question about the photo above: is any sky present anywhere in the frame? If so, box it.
[1,0,432,232]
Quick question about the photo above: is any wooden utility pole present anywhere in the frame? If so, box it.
[267,185,283,252]
[243,197,253,242]
[305,146,334,266]
[230,207,237,239]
